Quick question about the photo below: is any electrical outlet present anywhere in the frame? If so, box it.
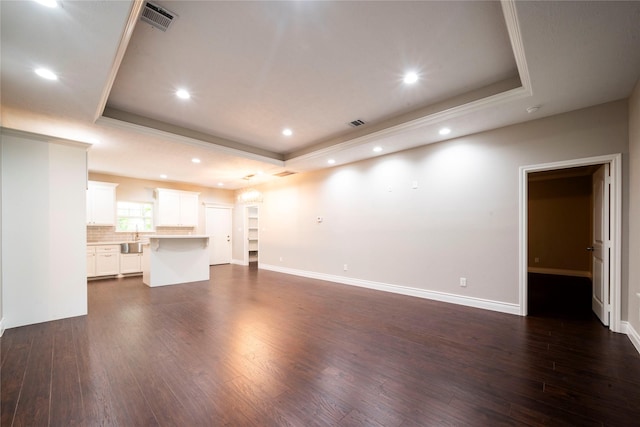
[279,257,283,262]
[460,277,467,287]
[343,264,348,271]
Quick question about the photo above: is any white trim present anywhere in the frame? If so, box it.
[286,86,530,165]
[1,127,91,149]
[93,0,144,121]
[527,267,591,278]
[621,321,640,355]
[501,0,532,94]
[232,259,247,266]
[260,264,520,316]
[203,202,234,209]
[519,153,623,333]
[97,116,285,167]
[0,318,5,337]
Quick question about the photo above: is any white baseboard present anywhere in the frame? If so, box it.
[231,259,248,266]
[621,321,640,355]
[527,267,591,278]
[260,264,520,315]
[0,317,5,337]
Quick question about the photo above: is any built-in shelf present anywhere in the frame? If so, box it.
[246,206,259,267]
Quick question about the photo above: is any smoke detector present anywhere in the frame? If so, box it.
[140,2,177,32]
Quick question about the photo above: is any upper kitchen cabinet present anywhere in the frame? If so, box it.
[155,188,199,227]
[87,181,118,226]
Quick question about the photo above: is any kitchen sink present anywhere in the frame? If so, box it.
[120,242,144,254]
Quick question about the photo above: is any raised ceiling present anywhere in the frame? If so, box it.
[106,1,517,158]
[1,1,640,189]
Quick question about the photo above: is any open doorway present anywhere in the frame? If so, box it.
[527,165,596,319]
[519,154,622,332]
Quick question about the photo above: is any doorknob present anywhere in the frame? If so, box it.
[586,246,595,251]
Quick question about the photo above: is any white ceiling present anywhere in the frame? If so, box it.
[2,1,640,189]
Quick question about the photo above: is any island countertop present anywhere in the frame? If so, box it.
[148,235,209,239]
[142,235,210,287]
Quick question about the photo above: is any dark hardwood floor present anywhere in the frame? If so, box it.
[2,265,639,426]
[527,273,593,320]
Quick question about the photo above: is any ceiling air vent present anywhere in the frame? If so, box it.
[348,119,366,127]
[141,2,176,32]
[274,171,296,177]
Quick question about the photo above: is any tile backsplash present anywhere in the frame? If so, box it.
[87,226,196,243]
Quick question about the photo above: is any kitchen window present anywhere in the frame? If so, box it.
[117,201,153,232]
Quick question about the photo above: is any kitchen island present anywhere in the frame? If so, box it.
[142,235,210,287]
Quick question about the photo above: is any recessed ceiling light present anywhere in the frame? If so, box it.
[191,158,201,164]
[34,68,58,80]
[282,128,293,136]
[328,159,336,165]
[439,127,451,135]
[160,174,168,179]
[373,146,383,153]
[526,105,540,113]
[176,89,191,99]
[34,0,58,8]
[217,182,224,187]
[403,72,418,84]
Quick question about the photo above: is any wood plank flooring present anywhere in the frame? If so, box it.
[2,265,640,426]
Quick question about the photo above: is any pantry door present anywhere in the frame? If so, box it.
[205,206,232,265]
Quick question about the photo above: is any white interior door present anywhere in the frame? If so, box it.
[591,164,609,325]
[205,207,232,265]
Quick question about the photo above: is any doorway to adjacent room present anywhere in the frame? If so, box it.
[519,154,622,332]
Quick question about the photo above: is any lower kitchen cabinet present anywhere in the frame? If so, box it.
[120,253,142,274]
[89,245,120,277]
[88,244,144,278]
[87,247,96,277]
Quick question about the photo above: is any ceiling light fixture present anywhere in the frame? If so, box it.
[282,128,293,136]
[34,68,58,80]
[439,127,451,135]
[328,159,336,165]
[160,174,168,179]
[34,0,58,8]
[176,89,191,99]
[403,72,418,84]
[217,182,224,187]
[526,105,540,113]
[191,158,201,164]
[373,146,383,153]
[237,175,263,204]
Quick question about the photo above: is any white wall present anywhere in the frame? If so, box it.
[255,101,629,312]
[628,81,640,338]
[1,129,88,328]
[0,128,3,335]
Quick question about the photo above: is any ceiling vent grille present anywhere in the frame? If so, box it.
[348,119,366,127]
[141,2,176,32]
[274,171,296,177]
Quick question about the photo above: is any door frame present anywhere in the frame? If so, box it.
[518,153,622,332]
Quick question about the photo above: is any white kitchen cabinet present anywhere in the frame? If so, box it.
[95,245,120,276]
[87,181,118,226]
[86,247,96,278]
[156,188,199,227]
[120,253,142,274]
